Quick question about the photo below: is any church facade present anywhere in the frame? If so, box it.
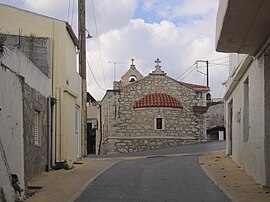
[96,59,209,154]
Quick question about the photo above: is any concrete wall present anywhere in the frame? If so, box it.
[97,74,208,154]
[0,4,82,163]
[87,105,98,120]
[224,53,266,185]
[0,46,50,200]
[0,62,24,201]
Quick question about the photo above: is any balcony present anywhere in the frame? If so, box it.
[216,0,270,56]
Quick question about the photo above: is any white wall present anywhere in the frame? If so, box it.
[225,52,266,185]
[2,48,51,97]
[0,62,24,200]
[0,47,51,200]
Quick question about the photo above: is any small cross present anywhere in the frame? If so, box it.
[131,58,135,65]
[155,58,161,66]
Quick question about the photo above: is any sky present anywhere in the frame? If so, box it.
[0,0,228,100]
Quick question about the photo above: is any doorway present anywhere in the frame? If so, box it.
[87,121,96,154]
[228,100,233,155]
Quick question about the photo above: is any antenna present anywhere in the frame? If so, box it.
[108,61,128,81]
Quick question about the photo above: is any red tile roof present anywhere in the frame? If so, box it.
[134,93,182,109]
[180,82,209,90]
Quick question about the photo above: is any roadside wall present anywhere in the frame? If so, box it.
[0,46,50,200]
[0,61,23,202]
[225,53,266,185]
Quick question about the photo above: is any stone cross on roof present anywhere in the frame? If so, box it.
[155,58,161,66]
[150,58,166,75]
[130,58,135,69]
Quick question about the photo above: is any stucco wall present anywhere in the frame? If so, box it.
[0,4,82,163]
[97,74,207,154]
[0,57,25,201]
[225,53,266,185]
[0,46,50,200]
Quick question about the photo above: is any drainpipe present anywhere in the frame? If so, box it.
[59,88,62,161]
[98,104,102,155]
[47,97,51,172]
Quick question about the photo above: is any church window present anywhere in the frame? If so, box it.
[129,75,137,82]
[155,117,164,130]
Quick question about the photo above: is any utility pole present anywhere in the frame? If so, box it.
[78,0,87,156]
[196,60,209,87]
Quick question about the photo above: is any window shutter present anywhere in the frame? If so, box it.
[34,111,39,145]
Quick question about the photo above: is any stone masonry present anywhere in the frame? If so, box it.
[97,60,209,154]
[23,80,48,183]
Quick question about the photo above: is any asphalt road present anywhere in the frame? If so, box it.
[76,142,229,202]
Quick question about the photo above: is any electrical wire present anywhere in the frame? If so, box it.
[209,62,229,67]
[176,63,196,80]
[208,56,229,61]
[86,57,106,91]
[180,67,197,81]
[91,0,107,88]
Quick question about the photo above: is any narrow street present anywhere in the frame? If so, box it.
[76,142,229,202]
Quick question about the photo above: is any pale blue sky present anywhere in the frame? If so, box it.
[0,0,228,100]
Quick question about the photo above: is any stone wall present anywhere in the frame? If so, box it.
[23,82,48,182]
[98,74,208,154]
[103,138,198,153]
[206,102,224,129]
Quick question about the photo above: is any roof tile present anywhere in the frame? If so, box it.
[134,93,182,109]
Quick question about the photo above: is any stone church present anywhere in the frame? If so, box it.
[96,59,209,154]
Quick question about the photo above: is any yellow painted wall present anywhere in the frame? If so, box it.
[0,4,82,163]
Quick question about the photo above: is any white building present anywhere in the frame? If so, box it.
[216,0,270,186]
[0,46,50,201]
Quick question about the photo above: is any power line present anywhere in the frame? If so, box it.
[180,67,196,81]
[208,56,229,61]
[91,0,107,88]
[86,57,106,91]
[209,62,229,67]
[176,63,196,80]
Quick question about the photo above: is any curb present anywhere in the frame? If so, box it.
[198,154,235,202]
[68,160,120,202]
